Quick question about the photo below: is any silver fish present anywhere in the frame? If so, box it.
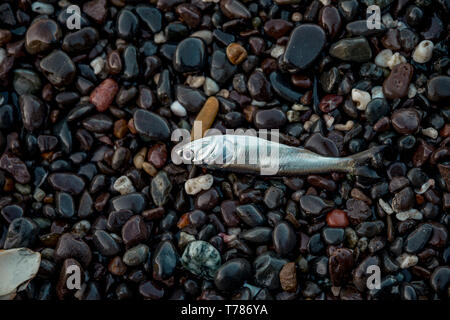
[175,135,385,176]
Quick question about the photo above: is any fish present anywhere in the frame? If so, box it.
[175,134,385,176]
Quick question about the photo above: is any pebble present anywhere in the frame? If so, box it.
[113,176,135,195]
[365,98,389,124]
[430,267,450,295]
[123,244,149,267]
[253,252,287,290]
[396,209,423,222]
[214,258,251,292]
[326,209,349,228]
[375,49,393,68]
[273,221,296,256]
[248,71,272,101]
[63,27,99,53]
[176,85,206,113]
[3,218,39,249]
[25,19,61,55]
[83,0,108,24]
[387,52,406,70]
[210,50,237,84]
[174,37,206,73]
[254,108,286,129]
[19,94,46,132]
[396,253,418,269]
[391,108,420,134]
[151,171,172,207]
[48,173,85,195]
[427,76,450,102]
[153,241,178,280]
[220,0,251,20]
[383,63,414,100]
[300,195,334,216]
[282,24,326,70]
[90,79,119,112]
[329,37,372,62]
[181,240,221,279]
[133,109,171,141]
[191,97,219,140]
[236,204,266,227]
[185,174,214,195]
[351,89,371,111]
[226,43,247,65]
[54,233,92,267]
[40,50,76,87]
[329,248,354,286]
[412,40,434,64]
[203,78,220,96]
[279,262,297,293]
[170,101,187,117]
[92,230,120,257]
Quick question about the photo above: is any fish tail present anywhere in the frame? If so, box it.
[348,145,387,172]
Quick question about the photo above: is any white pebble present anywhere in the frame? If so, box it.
[375,49,393,68]
[396,253,418,269]
[203,77,220,96]
[154,32,166,44]
[32,2,54,14]
[414,179,435,194]
[292,104,310,111]
[334,120,354,131]
[270,45,285,59]
[371,86,385,99]
[90,56,105,75]
[408,83,417,98]
[252,100,267,107]
[287,110,300,122]
[412,40,434,64]
[396,209,423,222]
[387,52,406,70]
[378,198,393,215]
[318,0,331,5]
[113,176,135,195]
[185,174,214,195]
[309,114,320,123]
[324,114,334,128]
[186,75,205,88]
[33,188,46,202]
[170,101,187,117]
[352,89,371,111]
[217,89,229,98]
[422,127,438,139]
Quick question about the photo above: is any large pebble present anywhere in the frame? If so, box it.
[214,258,251,292]
[174,37,206,73]
[329,37,372,62]
[133,109,171,141]
[181,240,221,279]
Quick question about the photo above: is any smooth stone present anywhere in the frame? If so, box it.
[346,199,371,224]
[123,244,149,267]
[136,5,162,33]
[181,240,221,279]
[427,76,450,102]
[430,266,450,295]
[25,19,61,55]
[283,24,326,70]
[116,9,139,40]
[122,215,149,248]
[319,5,342,39]
[54,233,92,267]
[40,50,76,87]
[304,133,339,157]
[176,85,206,113]
[123,45,139,80]
[195,189,220,211]
[273,221,296,256]
[19,94,46,131]
[253,252,288,290]
[329,248,354,286]
[139,280,164,300]
[62,27,99,53]
[3,218,39,249]
[391,108,420,134]
[365,98,390,124]
[1,205,23,223]
[236,204,266,227]
[329,37,372,62]
[300,195,334,216]
[173,37,206,73]
[82,114,113,133]
[254,108,286,129]
[48,173,85,195]
[220,0,251,20]
[151,171,172,206]
[13,69,41,95]
[346,20,386,36]
[240,227,272,244]
[322,227,345,245]
[383,63,414,100]
[56,192,75,218]
[248,71,272,101]
[133,109,170,141]
[215,258,252,292]
[355,221,384,237]
[404,224,433,253]
[93,230,120,256]
[0,104,14,129]
[153,240,178,280]
[210,50,237,84]
[110,193,146,214]
[269,72,303,102]
[0,153,31,184]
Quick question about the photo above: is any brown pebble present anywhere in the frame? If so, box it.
[90,78,119,112]
[383,63,414,100]
[113,119,128,139]
[279,262,297,292]
[191,97,219,140]
[226,43,248,65]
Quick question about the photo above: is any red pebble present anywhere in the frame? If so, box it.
[147,143,167,169]
[319,94,343,113]
[326,209,349,228]
[90,78,119,112]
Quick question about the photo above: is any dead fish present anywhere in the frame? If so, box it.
[176,134,385,176]
[0,248,41,300]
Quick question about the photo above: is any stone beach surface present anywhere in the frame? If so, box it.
[0,0,449,301]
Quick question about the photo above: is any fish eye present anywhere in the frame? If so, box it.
[183,149,193,160]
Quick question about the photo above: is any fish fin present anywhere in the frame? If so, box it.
[349,145,387,167]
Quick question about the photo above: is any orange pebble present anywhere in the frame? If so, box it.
[326,209,349,228]
[191,97,219,141]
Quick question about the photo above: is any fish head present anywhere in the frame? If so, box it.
[177,135,235,165]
